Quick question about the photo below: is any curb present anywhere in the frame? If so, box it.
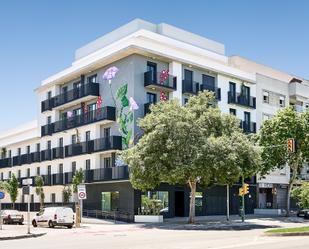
[0,233,46,241]
[265,232,309,237]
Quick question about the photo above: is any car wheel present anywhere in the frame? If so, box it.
[32,220,37,227]
[19,222,23,225]
[67,225,72,229]
[48,220,54,228]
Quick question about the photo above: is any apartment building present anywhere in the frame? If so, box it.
[0,19,306,219]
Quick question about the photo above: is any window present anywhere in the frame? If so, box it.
[27,168,30,177]
[27,145,30,154]
[17,170,21,178]
[8,150,11,158]
[59,138,63,147]
[58,164,63,174]
[101,191,119,212]
[72,135,77,144]
[73,108,81,116]
[279,96,285,107]
[146,92,157,104]
[229,82,236,99]
[73,81,81,90]
[263,91,269,104]
[229,108,236,116]
[88,103,96,112]
[86,131,91,142]
[51,193,56,203]
[191,192,203,215]
[141,191,169,214]
[147,61,157,82]
[17,148,21,156]
[202,75,215,91]
[36,143,40,152]
[31,194,34,203]
[47,140,51,150]
[0,173,3,181]
[47,91,52,99]
[86,159,91,170]
[8,171,11,179]
[47,165,51,175]
[71,162,76,173]
[184,98,188,104]
[241,85,250,100]
[244,112,251,124]
[36,167,40,176]
[104,157,111,168]
[87,74,97,83]
[47,116,52,125]
[184,69,193,82]
[104,128,110,138]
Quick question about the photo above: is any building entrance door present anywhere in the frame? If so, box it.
[174,191,185,217]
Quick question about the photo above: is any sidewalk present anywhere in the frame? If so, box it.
[0,225,46,240]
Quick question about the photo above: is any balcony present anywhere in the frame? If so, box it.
[144,71,177,92]
[52,173,64,185]
[20,154,31,165]
[12,156,21,166]
[182,80,200,95]
[41,149,52,161]
[41,106,116,136]
[0,158,11,168]
[52,147,64,159]
[289,81,309,100]
[241,121,256,134]
[42,175,52,186]
[200,84,221,100]
[228,92,256,109]
[30,152,41,163]
[85,165,129,183]
[93,136,122,152]
[41,83,100,112]
[65,141,93,157]
[64,172,74,184]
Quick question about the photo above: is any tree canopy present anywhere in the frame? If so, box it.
[258,107,309,215]
[6,173,19,209]
[122,91,261,223]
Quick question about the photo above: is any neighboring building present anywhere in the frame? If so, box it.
[0,19,307,219]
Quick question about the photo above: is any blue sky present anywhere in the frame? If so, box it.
[0,0,308,131]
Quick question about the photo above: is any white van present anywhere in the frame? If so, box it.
[32,207,74,229]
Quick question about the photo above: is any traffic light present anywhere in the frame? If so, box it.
[243,183,249,195]
[287,138,295,153]
[238,187,244,196]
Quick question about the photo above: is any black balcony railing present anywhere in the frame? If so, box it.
[182,80,200,95]
[228,92,256,109]
[42,175,52,186]
[41,98,54,112]
[52,173,64,185]
[20,154,31,165]
[64,172,74,184]
[85,165,129,183]
[41,106,116,136]
[30,152,41,163]
[41,149,52,161]
[241,121,257,134]
[200,84,221,100]
[93,136,122,152]
[41,83,100,112]
[0,158,11,168]
[52,147,64,159]
[12,156,21,166]
[144,71,177,91]
[65,141,93,157]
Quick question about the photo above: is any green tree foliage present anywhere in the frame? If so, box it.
[122,91,261,223]
[6,173,19,209]
[62,185,72,204]
[35,176,45,210]
[258,107,309,216]
[291,182,309,209]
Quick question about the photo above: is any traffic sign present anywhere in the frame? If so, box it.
[22,178,33,186]
[22,186,32,195]
[0,191,5,199]
[77,185,87,200]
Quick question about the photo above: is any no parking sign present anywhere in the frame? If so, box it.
[77,185,87,200]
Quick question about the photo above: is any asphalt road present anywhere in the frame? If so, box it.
[1,219,309,249]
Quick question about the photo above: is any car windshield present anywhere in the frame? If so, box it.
[6,210,19,215]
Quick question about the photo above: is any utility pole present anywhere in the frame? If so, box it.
[241,176,245,222]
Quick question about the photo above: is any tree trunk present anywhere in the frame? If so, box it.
[188,180,197,224]
[12,202,15,210]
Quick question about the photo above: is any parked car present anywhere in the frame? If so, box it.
[32,207,74,228]
[0,210,24,224]
[297,209,309,219]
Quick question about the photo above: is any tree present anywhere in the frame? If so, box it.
[258,107,309,216]
[35,176,45,210]
[6,173,19,209]
[62,185,72,204]
[291,182,309,209]
[122,91,261,223]
[72,169,84,203]
[0,181,8,191]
